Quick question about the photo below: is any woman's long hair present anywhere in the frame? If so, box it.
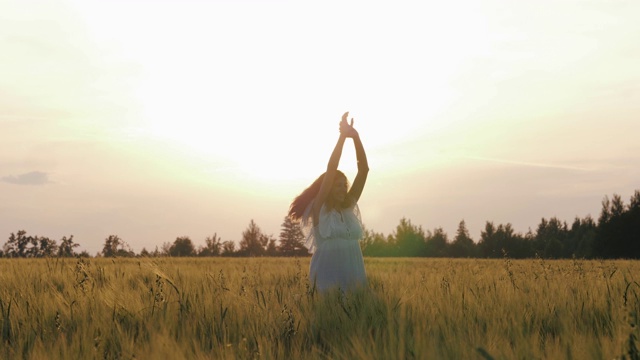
[288,170,350,221]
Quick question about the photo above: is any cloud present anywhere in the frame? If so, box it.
[1,171,51,185]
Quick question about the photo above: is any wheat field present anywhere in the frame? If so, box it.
[1,257,639,359]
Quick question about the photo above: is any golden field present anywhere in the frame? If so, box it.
[1,257,639,359]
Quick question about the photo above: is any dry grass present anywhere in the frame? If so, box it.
[1,257,639,359]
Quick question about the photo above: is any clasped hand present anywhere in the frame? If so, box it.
[340,111,358,138]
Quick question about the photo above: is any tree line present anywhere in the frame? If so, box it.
[0,217,308,259]
[2,190,638,259]
[361,190,640,259]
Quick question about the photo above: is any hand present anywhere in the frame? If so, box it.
[339,111,358,138]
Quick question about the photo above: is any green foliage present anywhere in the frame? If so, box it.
[394,218,428,257]
[360,227,389,256]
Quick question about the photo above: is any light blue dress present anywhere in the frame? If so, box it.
[301,202,367,292]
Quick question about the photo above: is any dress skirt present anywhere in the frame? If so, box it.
[309,238,367,292]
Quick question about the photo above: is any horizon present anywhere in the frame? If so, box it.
[2,187,637,256]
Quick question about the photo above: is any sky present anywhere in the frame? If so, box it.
[1,0,639,255]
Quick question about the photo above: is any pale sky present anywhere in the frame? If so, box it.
[2,0,639,254]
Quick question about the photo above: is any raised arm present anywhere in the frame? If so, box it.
[342,119,369,203]
[311,113,349,220]
[348,132,369,202]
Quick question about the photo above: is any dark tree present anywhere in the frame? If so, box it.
[221,240,236,256]
[598,196,612,225]
[258,234,272,254]
[425,227,449,257]
[57,235,79,257]
[278,217,307,256]
[102,235,122,257]
[101,235,134,257]
[4,230,30,258]
[37,236,58,257]
[239,220,268,256]
[26,236,40,257]
[506,229,533,259]
[450,220,477,258]
[628,191,640,258]
[198,234,222,257]
[611,194,625,217]
[169,236,196,257]
[565,216,597,258]
[534,217,568,258]
[595,192,640,259]
[161,242,172,256]
[595,194,624,258]
[265,238,278,256]
[478,222,498,258]
[631,190,640,209]
[479,222,529,258]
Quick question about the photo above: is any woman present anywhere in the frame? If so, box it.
[289,111,369,292]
